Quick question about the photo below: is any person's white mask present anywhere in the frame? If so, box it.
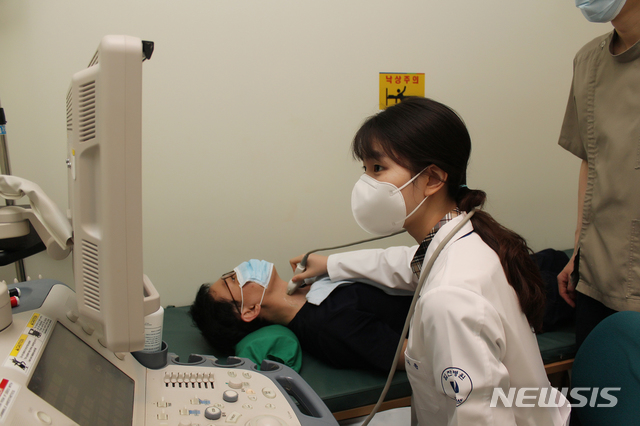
[575,0,626,22]
[351,169,428,235]
[233,259,273,311]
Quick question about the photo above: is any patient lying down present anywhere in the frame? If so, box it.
[189,260,411,372]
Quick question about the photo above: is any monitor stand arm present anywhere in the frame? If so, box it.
[0,205,71,263]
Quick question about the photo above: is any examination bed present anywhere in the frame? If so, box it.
[163,304,576,420]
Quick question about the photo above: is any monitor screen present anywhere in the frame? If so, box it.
[27,323,135,425]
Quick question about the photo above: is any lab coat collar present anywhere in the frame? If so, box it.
[422,213,474,265]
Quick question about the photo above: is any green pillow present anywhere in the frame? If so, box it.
[235,325,302,372]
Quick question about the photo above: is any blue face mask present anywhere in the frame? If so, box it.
[575,0,626,22]
[233,259,274,310]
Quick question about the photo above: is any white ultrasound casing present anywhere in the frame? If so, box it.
[0,283,147,425]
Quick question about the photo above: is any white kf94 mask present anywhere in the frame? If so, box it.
[351,170,428,235]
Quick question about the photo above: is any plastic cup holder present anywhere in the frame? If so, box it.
[132,341,169,369]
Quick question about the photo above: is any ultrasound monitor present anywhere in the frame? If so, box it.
[66,35,159,353]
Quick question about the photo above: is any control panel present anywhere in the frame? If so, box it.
[146,359,302,425]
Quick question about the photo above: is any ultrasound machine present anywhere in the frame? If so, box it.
[0,35,337,426]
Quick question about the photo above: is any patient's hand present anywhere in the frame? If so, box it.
[289,253,328,283]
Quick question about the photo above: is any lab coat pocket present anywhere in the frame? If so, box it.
[404,351,441,414]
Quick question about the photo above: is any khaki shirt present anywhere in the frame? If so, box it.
[559,31,640,312]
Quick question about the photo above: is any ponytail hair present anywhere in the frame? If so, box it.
[456,186,546,332]
[352,97,546,332]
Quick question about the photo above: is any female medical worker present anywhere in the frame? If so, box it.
[290,97,570,425]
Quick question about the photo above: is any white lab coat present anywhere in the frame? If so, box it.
[328,216,570,426]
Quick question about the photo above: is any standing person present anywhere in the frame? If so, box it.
[290,97,570,425]
[557,0,640,349]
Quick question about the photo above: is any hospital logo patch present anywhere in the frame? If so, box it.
[441,367,473,406]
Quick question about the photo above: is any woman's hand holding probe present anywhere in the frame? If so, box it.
[289,254,328,284]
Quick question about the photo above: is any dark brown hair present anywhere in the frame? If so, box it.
[189,283,273,355]
[352,97,545,332]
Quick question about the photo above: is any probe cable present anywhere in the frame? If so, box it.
[297,229,407,268]
[360,208,476,426]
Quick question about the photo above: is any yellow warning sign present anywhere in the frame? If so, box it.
[5,313,53,374]
[27,313,39,328]
[379,73,425,110]
[10,336,27,358]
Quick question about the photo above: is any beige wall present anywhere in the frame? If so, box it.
[0,0,608,307]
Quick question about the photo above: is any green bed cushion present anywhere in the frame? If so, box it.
[537,322,576,364]
[298,354,411,413]
[163,305,220,361]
